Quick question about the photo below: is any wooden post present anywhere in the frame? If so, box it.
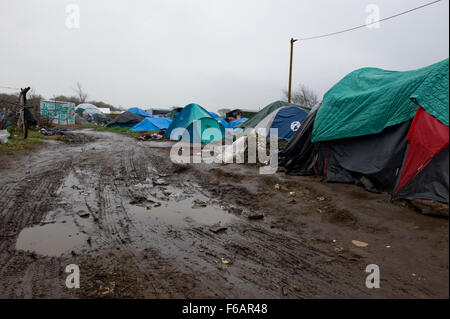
[288,38,297,103]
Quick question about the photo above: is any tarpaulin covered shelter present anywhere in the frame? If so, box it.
[238,101,307,128]
[76,103,102,116]
[106,111,146,128]
[130,117,172,131]
[127,107,151,117]
[280,59,449,203]
[165,103,225,143]
[228,118,248,128]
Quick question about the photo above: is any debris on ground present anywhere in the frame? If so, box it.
[40,127,67,136]
[209,223,228,234]
[411,199,449,218]
[247,212,264,220]
[352,240,369,248]
[77,211,90,218]
[0,129,10,144]
[192,199,208,209]
[138,132,164,141]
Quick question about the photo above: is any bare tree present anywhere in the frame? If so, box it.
[73,82,88,103]
[283,83,320,110]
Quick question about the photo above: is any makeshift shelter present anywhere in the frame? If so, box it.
[86,112,109,125]
[167,107,183,120]
[75,115,89,125]
[127,107,151,117]
[228,118,248,128]
[226,109,257,121]
[280,58,449,203]
[76,103,102,116]
[130,117,172,131]
[253,106,308,140]
[238,101,306,128]
[165,103,225,143]
[106,111,146,128]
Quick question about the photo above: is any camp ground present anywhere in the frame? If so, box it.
[0,1,448,304]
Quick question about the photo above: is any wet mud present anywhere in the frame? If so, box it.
[0,130,448,298]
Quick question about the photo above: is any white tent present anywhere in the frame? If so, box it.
[76,103,102,116]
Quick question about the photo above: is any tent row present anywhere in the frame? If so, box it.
[279,58,449,203]
[106,101,311,143]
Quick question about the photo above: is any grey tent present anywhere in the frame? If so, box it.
[106,111,145,128]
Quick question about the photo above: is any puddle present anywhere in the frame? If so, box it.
[15,222,88,257]
[15,170,94,257]
[129,197,237,228]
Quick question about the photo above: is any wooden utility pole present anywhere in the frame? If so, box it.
[288,38,298,103]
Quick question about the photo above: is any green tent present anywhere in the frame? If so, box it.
[238,100,307,128]
[312,58,449,142]
[165,103,225,143]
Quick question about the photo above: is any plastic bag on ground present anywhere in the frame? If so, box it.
[0,129,10,144]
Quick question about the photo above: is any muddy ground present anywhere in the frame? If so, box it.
[0,130,448,298]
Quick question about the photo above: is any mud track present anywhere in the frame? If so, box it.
[0,130,448,298]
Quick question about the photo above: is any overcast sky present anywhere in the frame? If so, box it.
[1,0,448,111]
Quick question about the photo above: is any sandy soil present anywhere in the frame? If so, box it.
[0,130,448,298]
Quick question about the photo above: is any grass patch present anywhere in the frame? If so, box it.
[95,126,142,137]
[0,130,44,154]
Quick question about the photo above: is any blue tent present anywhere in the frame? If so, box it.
[256,106,308,140]
[228,118,248,128]
[130,117,172,131]
[127,107,151,117]
[216,118,229,128]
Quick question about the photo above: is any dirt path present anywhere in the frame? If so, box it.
[0,130,447,298]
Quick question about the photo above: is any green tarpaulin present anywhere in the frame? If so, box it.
[312,58,449,142]
[238,100,307,128]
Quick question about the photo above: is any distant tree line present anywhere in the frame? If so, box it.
[0,82,123,113]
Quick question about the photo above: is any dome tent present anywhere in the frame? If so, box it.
[165,103,225,143]
[76,103,102,116]
[254,106,308,140]
[237,100,307,128]
[130,117,172,132]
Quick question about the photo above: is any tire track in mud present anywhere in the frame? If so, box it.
[0,130,447,298]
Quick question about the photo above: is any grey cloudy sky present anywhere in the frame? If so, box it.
[1,0,448,111]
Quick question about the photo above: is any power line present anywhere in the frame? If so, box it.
[297,0,443,41]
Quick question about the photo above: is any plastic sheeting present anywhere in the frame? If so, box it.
[312,59,449,142]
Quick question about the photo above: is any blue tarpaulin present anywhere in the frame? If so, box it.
[127,107,151,117]
[130,117,172,131]
[228,118,248,128]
